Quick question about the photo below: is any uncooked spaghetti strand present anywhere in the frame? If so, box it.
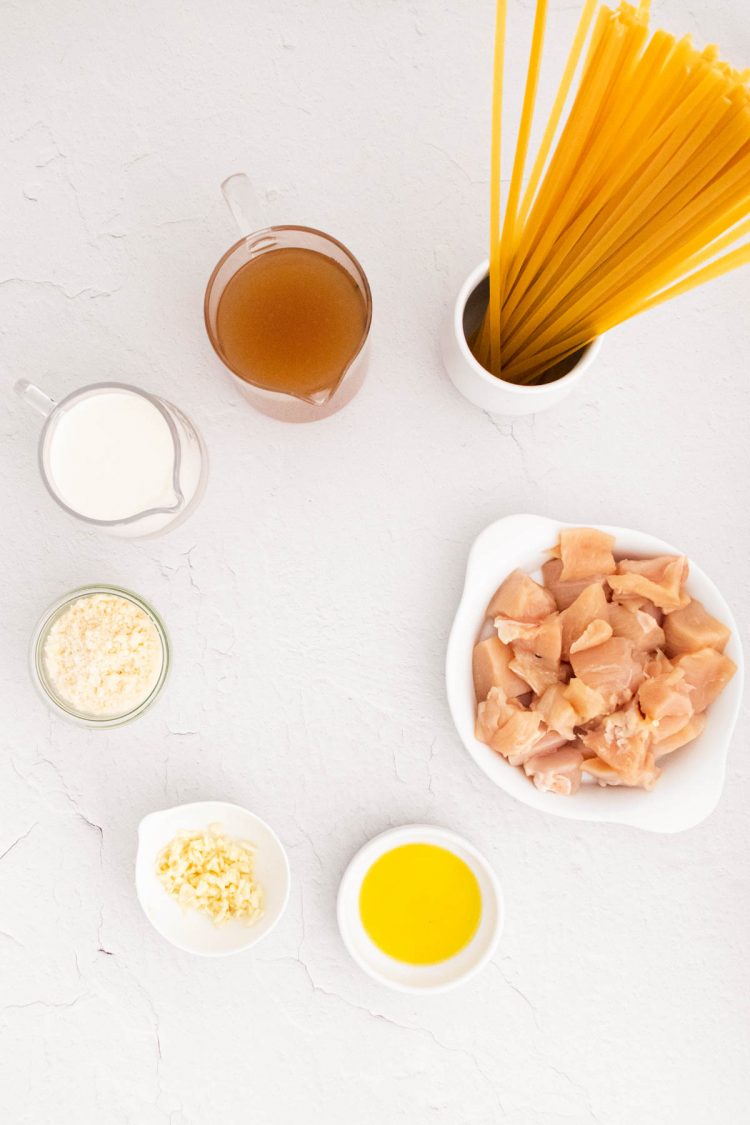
[487,0,508,374]
[516,0,598,231]
[498,0,549,294]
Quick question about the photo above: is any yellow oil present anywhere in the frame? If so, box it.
[359,843,482,965]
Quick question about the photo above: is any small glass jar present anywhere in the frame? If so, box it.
[30,585,170,728]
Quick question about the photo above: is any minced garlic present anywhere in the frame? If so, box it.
[156,824,264,927]
[43,592,162,717]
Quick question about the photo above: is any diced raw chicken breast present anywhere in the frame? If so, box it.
[524,746,584,795]
[570,637,644,708]
[564,677,608,724]
[494,618,538,645]
[473,636,529,701]
[608,601,666,652]
[542,558,609,611]
[488,710,544,765]
[638,667,693,724]
[560,583,609,657]
[551,527,616,581]
[569,619,613,654]
[475,686,520,744]
[581,704,652,784]
[643,650,673,678]
[672,648,737,712]
[529,728,570,755]
[582,751,661,790]
[652,712,707,758]
[509,650,561,696]
[487,569,556,622]
[663,599,731,658]
[476,531,733,798]
[532,683,579,740]
[608,556,689,613]
[509,613,563,665]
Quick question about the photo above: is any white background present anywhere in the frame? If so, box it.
[1,1,749,1122]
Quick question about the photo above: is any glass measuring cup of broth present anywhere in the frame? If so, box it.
[204,174,372,422]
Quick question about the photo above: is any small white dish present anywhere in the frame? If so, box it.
[337,824,503,993]
[446,514,744,833]
[136,801,290,956]
[441,260,602,416]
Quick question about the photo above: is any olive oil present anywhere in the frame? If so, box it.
[359,844,482,965]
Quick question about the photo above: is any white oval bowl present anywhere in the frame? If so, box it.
[136,800,290,956]
[337,824,503,993]
[446,514,744,833]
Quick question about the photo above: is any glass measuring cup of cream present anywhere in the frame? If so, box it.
[15,380,207,537]
[204,173,372,423]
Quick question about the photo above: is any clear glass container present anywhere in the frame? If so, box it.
[30,585,170,728]
[204,174,373,423]
[15,380,208,538]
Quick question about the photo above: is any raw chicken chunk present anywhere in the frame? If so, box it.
[563,678,608,724]
[507,613,563,665]
[609,601,666,652]
[475,687,520,744]
[524,746,584,795]
[672,648,737,712]
[542,557,609,611]
[532,683,579,741]
[473,636,529,701]
[608,556,689,613]
[582,751,661,790]
[560,583,609,658]
[569,619,613,654]
[509,650,561,696]
[570,637,644,708]
[487,569,556,622]
[580,704,652,784]
[489,710,544,765]
[551,528,617,582]
[663,599,731,658]
[638,667,693,724]
[652,713,706,758]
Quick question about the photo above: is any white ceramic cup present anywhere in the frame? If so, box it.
[441,260,602,416]
[337,824,503,993]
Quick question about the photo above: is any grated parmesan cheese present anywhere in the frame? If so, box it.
[156,824,264,926]
[43,592,162,717]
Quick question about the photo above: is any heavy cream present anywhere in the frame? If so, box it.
[48,390,176,521]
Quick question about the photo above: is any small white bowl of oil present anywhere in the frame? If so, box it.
[337,824,503,993]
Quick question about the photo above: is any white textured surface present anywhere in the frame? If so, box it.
[1,1,749,1122]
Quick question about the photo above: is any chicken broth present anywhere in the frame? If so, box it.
[214,247,368,398]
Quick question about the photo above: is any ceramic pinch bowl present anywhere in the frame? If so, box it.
[135,801,290,956]
[446,514,744,833]
[337,824,504,993]
[440,261,602,416]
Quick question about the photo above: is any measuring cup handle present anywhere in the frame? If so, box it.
[221,173,263,239]
[14,380,56,418]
